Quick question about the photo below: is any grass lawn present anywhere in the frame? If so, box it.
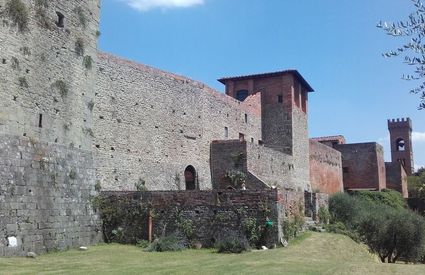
[1,232,424,274]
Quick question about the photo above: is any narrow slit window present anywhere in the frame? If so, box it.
[244,114,248,123]
[56,12,65,28]
[38,114,43,128]
[278,95,283,103]
[224,127,228,138]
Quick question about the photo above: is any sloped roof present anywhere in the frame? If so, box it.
[218,70,314,92]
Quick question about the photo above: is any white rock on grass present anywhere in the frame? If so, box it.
[79,246,88,251]
[26,252,37,258]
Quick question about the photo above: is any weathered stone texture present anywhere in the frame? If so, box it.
[0,136,102,256]
[385,162,408,198]
[94,53,262,191]
[0,0,102,256]
[309,140,343,194]
[334,143,386,191]
[100,189,324,247]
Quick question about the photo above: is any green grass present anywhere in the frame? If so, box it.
[0,233,424,274]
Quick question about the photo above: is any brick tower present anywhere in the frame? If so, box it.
[388,118,414,175]
[218,70,314,190]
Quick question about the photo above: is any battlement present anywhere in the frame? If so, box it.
[387,118,412,130]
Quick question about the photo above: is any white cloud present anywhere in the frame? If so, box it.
[415,163,424,172]
[412,132,425,143]
[121,0,204,11]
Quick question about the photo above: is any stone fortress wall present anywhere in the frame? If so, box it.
[94,53,262,191]
[0,0,102,256]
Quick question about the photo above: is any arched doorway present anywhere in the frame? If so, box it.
[184,166,197,190]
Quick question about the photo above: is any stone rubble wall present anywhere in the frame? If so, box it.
[94,53,262,191]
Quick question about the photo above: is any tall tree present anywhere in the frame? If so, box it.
[378,0,425,109]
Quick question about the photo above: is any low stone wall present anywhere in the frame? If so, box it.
[99,189,329,247]
[100,190,296,248]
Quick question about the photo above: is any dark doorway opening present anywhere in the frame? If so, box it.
[184,165,197,190]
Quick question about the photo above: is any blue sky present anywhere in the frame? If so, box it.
[99,0,425,170]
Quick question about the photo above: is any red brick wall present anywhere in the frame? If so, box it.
[334,143,386,191]
[385,162,408,198]
[309,140,343,194]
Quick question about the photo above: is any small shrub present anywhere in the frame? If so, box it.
[6,0,29,31]
[318,206,330,225]
[52,80,69,97]
[18,76,28,88]
[136,239,150,248]
[75,38,85,56]
[83,55,93,70]
[215,237,250,254]
[242,217,260,247]
[74,7,87,29]
[111,227,125,242]
[96,30,101,37]
[225,170,246,188]
[135,178,148,192]
[94,180,101,192]
[11,57,19,70]
[146,234,186,252]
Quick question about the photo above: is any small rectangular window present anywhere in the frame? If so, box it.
[244,114,248,123]
[38,114,43,128]
[278,95,283,103]
[224,127,228,138]
[251,138,254,143]
[239,133,245,141]
[343,167,349,173]
[259,140,264,145]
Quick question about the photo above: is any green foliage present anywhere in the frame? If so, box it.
[146,234,186,252]
[135,178,148,192]
[408,168,425,198]
[225,170,246,188]
[329,192,425,263]
[91,195,149,244]
[96,30,101,37]
[174,208,194,240]
[282,203,305,241]
[318,206,330,225]
[52,80,69,97]
[74,7,87,29]
[6,0,28,31]
[75,38,85,56]
[83,55,93,70]
[94,180,101,192]
[18,76,28,88]
[215,235,250,254]
[242,217,260,247]
[377,0,425,109]
[136,239,150,248]
[352,189,406,210]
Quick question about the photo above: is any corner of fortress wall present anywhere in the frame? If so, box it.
[0,0,102,256]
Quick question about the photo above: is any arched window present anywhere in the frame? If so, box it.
[396,138,406,151]
[184,165,197,190]
[236,90,249,102]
